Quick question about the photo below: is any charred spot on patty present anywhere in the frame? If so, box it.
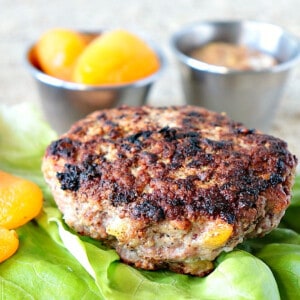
[56,164,81,191]
[132,200,165,222]
[49,137,81,158]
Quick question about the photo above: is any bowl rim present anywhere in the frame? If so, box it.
[25,33,167,91]
[170,19,300,75]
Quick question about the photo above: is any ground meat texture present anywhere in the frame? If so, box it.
[42,105,298,276]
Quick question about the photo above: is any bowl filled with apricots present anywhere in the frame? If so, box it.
[25,28,166,133]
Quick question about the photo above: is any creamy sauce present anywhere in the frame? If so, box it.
[190,42,277,70]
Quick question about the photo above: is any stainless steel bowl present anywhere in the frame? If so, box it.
[171,20,300,131]
[25,33,166,134]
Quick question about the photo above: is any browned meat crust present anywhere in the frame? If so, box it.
[42,105,298,276]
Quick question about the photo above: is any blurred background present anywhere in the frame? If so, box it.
[0,0,299,163]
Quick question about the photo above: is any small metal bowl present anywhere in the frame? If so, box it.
[25,32,166,134]
[171,20,300,131]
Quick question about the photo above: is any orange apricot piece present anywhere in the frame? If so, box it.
[0,170,43,229]
[202,220,233,249]
[73,29,160,85]
[35,28,88,80]
[0,227,19,263]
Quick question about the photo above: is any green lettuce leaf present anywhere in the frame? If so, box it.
[0,103,57,205]
[256,244,300,300]
[0,221,101,300]
[0,103,56,173]
[0,103,299,299]
[239,228,300,253]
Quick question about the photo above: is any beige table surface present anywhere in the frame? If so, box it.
[1,0,299,170]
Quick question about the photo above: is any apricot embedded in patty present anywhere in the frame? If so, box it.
[202,220,233,249]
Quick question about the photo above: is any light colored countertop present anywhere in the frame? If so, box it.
[1,0,299,168]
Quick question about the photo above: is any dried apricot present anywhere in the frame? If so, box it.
[0,227,19,263]
[0,170,43,229]
[72,29,160,85]
[202,220,233,249]
[35,28,88,80]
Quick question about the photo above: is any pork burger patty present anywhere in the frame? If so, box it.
[42,105,298,276]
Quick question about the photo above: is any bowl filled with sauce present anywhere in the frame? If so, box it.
[171,20,300,131]
[26,28,166,134]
